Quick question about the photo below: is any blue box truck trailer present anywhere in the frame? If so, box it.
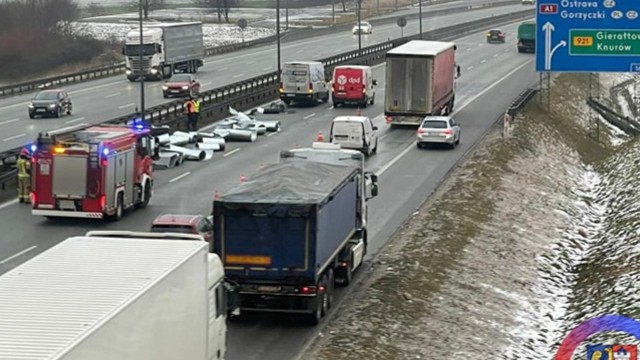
[213,145,378,325]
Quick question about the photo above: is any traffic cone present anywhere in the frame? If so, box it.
[213,190,220,200]
[316,131,325,142]
[240,173,246,183]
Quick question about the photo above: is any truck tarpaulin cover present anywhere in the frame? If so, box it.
[216,161,358,210]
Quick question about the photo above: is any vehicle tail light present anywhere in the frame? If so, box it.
[443,129,453,135]
[278,82,284,93]
[362,87,367,93]
[30,192,36,205]
[339,261,349,267]
[307,82,313,94]
[299,286,317,294]
[417,128,426,134]
[100,194,106,209]
[385,115,393,123]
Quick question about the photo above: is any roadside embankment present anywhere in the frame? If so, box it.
[302,73,638,359]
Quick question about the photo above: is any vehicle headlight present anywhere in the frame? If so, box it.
[49,104,56,108]
[182,86,189,90]
[28,104,34,108]
[162,86,168,90]
[126,70,132,75]
[150,68,158,74]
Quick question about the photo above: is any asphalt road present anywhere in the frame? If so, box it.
[0,21,536,359]
[0,3,526,153]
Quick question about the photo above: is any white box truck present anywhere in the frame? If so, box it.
[384,40,459,126]
[124,22,205,81]
[0,231,230,360]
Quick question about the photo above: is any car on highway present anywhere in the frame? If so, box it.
[162,73,200,98]
[486,28,506,43]
[352,21,372,35]
[521,0,535,4]
[28,89,72,119]
[416,116,461,149]
[150,214,214,245]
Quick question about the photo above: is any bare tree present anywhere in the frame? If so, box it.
[198,0,235,23]
[131,0,165,19]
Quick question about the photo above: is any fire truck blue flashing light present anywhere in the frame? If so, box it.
[30,144,37,153]
[102,148,109,156]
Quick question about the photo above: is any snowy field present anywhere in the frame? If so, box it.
[72,21,276,48]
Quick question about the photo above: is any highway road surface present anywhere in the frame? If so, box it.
[0,21,536,360]
[0,3,526,153]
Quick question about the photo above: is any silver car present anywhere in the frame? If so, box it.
[416,116,461,149]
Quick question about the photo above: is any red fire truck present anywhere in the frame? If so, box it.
[30,123,157,220]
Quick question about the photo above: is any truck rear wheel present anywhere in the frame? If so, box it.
[306,275,328,325]
[109,193,123,221]
[135,181,152,209]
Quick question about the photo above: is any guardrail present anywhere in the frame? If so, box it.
[0,0,522,98]
[587,97,640,136]
[507,88,537,118]
[0,8,534,190]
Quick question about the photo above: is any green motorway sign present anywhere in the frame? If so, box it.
[569,30,640,56]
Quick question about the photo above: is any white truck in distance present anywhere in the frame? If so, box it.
[124,22,204,81]
[0,231,230,360]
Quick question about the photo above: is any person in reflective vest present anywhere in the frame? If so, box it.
[17,148,31,204]
[184,97,197,131]
[193,97,200,131]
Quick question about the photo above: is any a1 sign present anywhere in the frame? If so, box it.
[538,3,557,14]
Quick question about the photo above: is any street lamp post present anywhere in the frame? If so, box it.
[138,0,146,122]
[357,0,362,55]
[285,0,289,29]
[276,0,281,84]
[419,0,422,39]
[332,0,335,26]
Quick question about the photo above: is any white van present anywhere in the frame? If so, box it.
[330,116,379,155]
[279,61,330,106]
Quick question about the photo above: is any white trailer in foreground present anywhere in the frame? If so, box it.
[0,231,229,360]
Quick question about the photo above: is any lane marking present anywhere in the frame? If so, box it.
[201,81,212,87]
[2,133,25,142]
[467,66,474,71]
[233,74,245,78]
[303,113,316,120]
[68,80,121,95]
[0,246,37,264]
[0,102,29,111]
[65,116,86,124]
[105,92,121,98]
[481,59,487,64]
[223,148,241,157]
[262,67,271,71]
[376,59,534,177]
[169,171,191,183]
[118,103,135,109]
[0,198,18,210]
[493,53,499,57]
[247,61,256,64]
[267,131,278,137]
[0,118,19,126]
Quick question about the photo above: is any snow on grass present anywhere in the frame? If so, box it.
[599,72,634,91]
[72,21,275,48]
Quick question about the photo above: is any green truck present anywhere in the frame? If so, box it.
[517,21,535,53]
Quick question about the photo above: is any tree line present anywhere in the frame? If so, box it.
[0,0,106,83]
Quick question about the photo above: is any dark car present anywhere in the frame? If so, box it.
[162,74,200,98]
[486,29,506,43]
[28,89,72,118]
[150,214,213,245]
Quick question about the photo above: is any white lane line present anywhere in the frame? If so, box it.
[467,66,474,71]
[201,81,212,87]
[303,113,316,120]
[267,132,278,137]
[2,133,25,142]
[169,171,191,183]
[262,67,271,71]
[65,116,86,124]
[0,245,37,264]
[68,80,121,95]
[481,59,487,64]
[493,53,499,57]
[0,198,18,210]
[118,103,135,109]
[376,59,534,177]
[233,74,245,78]
[0,102,29,111]
[223,148,241,157]
[0,118,19,126]
[466,48,472,51]
[105,92,121,98]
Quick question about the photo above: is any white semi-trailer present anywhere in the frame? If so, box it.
[0,231,229,360]
[124,22,204,81]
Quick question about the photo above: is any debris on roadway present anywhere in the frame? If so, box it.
[302,73,640,359]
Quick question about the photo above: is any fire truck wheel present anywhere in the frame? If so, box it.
[110,194,123,221]
[136,181,152,209]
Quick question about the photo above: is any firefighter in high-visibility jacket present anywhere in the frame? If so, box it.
[17,148,31,204]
